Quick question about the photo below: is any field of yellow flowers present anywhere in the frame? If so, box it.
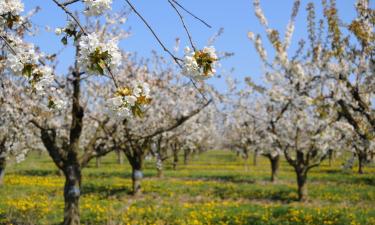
[0,151,374,224]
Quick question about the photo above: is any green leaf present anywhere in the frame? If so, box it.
[61,36,68,45]
[22,64,33,77]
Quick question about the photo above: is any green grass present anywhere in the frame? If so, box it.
[0,150,374,224]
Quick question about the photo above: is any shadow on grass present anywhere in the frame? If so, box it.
[16,169,59,177]
[82,183,133,198]
[175,175,256,184]
[212,185,298,203]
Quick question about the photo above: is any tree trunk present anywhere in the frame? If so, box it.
[358,153,366,174]
[183,149,189,165]
[296,170,307,201]
[328,149,333,167]
[0,157,5,186]
[157,168,163,178]
[270,155,280,182]
[244,155,249,172]
[95,157,101,168]
[117,150,124,165]
[132,168,143,196]
[253,151,257,166]
[63,165,82,225]
[173,150,178,170]
[156,155,163,178]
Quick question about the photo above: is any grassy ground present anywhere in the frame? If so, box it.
[0,150,374,225]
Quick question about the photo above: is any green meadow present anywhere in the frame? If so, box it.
[1,151,374,225]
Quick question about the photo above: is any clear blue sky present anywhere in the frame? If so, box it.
[24,0,364,92]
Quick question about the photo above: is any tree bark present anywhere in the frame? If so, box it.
[117,150,124,165]
[358,152,366,174]
[296,170,307,201]
[244,155,249,172]
[253,150,257,166]
[95,157,101,168]
[183,149,189,165]
[157,167,163,178]
[328,149,333,167]
[173,149,178,170]
[132,167,143,196]
[63,165,82,225]
[156,154,163,178]
[0,157,5,186]
[270,155,280,182]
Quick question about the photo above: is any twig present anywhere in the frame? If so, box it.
[168,0,196,51]
[51,0,87,34]
[0,35,17,55]
[171,0,212,28]
[124,0,183,67]
[62,0,80,6]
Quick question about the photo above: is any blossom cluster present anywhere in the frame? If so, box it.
[77,33,121,75]
[107,81,151,117]
[3,35,54,92]
[0,0,24,29]
[182,46,218,80]
[83,0,112,16]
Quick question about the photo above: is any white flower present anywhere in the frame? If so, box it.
[107,81,151,118]
[83,0,112,16]
[124,95,137,106]
[55,28,63,35]
[34,68,54,92]
[0,0,24,16]
[182,46,218,80]
[77,33,121,75]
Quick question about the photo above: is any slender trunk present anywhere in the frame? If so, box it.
[117,150,124,165]
[183,149,189,165]
[328,150,333,167]
[156,155,163,178]
[0,157,5,186]
[358,153,365,174]
[296,170,307,201]
[95,157,101,168]
[173,150,178,170]
[132,167,143,196]
[244,155,249,172]
[270,155,280,182]
[253,151,257,166]
[157,167,163,178]
[63,165,81,225]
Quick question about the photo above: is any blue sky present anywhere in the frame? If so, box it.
[24,0,365,92]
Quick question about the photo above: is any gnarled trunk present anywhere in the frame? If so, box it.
[270,155,280,182]
[0,157,5,186]
[296,170,307,201]
[63,165,82,225]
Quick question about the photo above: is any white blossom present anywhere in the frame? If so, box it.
[83,0,112,16]
[182,46,218,80]
[77,33,121,75]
